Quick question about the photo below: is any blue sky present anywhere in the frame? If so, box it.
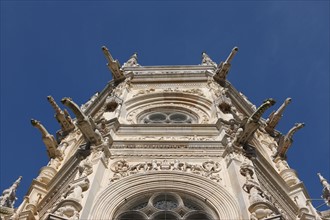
[1,1,329,210]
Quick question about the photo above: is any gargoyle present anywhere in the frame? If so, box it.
[102,46,125,82]
[213,47,238,83]
[61,97,103,146]
[235,99,276,145]
[31,119,62,159]
[275,123,305,159]
[47,96,75,135]
[265,97,291,134]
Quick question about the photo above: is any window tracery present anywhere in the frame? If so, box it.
[140,111,196,124]
[115,192,214,220]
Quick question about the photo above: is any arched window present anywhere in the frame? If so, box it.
[115,192,214,220]
[139,111,197,124]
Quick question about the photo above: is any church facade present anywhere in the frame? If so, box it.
[1,47,329,220]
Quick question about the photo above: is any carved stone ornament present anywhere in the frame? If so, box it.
[127,103,209,124]
[25,193,42,215]
[207,76,225,97]
[111,77,132,99]
[318,173,330,207]
[275,122,305,159]
[214,47,238,82]
[265,97,292,134]
[240,160,278,220]
[31,119,63,159]
[61,97,103,146]
[0,176,22,209]
[109,160,222,183]
[201,52,217,67]
[274,157,299,187]
[293,196,310,218]
[123,135,217,141]
[47,95,75,136]
[132,87,206,98]
[216,94,233,114]
[94,95,123,121]
[78,158,93,178]
[122,52,140,68]
[80,92,99,112]
[36,166,57,184]
[52,200,82,220]
[50,177,90,220]
[101,46,125,81]
[235,99,276,146]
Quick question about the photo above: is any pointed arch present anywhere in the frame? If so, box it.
[89,172,242,220]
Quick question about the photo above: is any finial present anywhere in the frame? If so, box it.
[201,52,217,67]
[31,119,59,159]
[318,173,330,188]
[101,46,125,82]
[122,52,140,68]
[0,176,22,208]
[318,173,326,182]
[317,173,330,207]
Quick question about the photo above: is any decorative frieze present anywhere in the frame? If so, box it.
[132,87,206,98]
[111,143,223,149]
[122,135,217,141]
[109,160,222,183]
[131,82,207,90]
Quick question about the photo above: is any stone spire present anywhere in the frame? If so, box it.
[101,46,125,82]
[265,97,291,134]
[317,173,330,206]
[47,96,75,135]
[61,97,103,146]
[275,123,305,159]
[31,119,60,159]
[0,176,22,208]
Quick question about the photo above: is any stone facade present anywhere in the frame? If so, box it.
[1,48,329,220]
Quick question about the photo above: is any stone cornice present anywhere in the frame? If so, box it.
[122,65,216,72]
[115,124,222,135]
[225,81,255,116]
[83,81,115,117]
